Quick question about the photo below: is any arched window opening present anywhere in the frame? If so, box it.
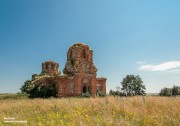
[46,64,48,69]
[69,83,74,94]
[88,86,91,93]
[83,49,86,58]
[51,64,54,69]
[97,84,102,91]
[70,50,73,58]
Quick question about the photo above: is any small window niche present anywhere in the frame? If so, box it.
[70,50,73,59]
[46,64,48,69]
[51,64,54,70]
[83,49,86,58]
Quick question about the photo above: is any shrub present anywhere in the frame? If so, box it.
[109,89,126,96]
[81,92,91,98]
[97,90,105,97]
[20,80,34,94]
[29,84,57,98]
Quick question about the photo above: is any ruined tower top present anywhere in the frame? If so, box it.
[67,43,92,61]
[63,43,97,76]
[42,61,59,75]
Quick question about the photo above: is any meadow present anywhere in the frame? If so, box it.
[0,96,179,126]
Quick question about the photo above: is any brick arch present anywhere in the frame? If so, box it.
[97,83,103,91]
[68,83,74,94]
[83,49,86,58]
[81,79,91,93]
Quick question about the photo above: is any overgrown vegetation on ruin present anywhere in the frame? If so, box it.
[0,96,179,126]
[20,76,58,98]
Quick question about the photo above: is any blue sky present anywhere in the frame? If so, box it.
[0,0,180,93]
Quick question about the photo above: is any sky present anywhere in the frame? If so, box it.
[0,0,180,93]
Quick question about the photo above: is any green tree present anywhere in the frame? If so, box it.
[172,85,179,96]
[21,80,57,98]
[159,88,172,96]
[20,80,34,94]
[159,85,180,96]
[121,75,146,96]
[29,84,57,98]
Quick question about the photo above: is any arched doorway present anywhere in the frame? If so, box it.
[97,84,102,91]
[82,79,91,94]
[82,86,87,93]
[82,85,91,93]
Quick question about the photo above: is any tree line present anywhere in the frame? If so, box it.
[109,74,180,97]
[159,85,180,96]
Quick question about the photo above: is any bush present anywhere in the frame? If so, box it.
[109,89,126,96]
[21,79,57,99]
[81,92,91,98]
[97,90,105,97]
[29,84,57,98]
[20,80,34,94]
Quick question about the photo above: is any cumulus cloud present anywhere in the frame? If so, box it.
[138,61,180,72]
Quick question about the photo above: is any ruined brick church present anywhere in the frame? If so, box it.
[31,43,106,97]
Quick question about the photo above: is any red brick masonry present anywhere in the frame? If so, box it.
[32,43,106,97]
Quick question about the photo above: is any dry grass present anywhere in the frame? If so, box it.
[0,96,180,126]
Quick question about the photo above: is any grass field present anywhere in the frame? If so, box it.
[0,93,29,100]
[0,96,179,126]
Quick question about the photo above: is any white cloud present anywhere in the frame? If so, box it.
[168,69,180,73]
[138,61,180,72]
[136,61,146,64]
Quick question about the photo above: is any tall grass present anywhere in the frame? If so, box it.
[0,96,179,126]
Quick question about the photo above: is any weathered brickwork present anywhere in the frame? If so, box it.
[42,61,59,76]
[32,43,106,97]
